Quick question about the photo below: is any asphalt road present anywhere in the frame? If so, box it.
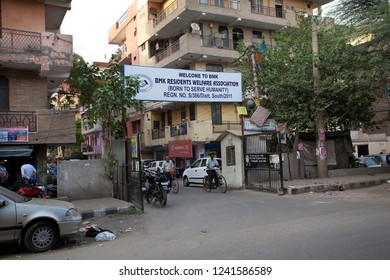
[2,183,390,260]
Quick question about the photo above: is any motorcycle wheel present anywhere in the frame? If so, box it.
[154,186,167,207]
[145,191,153,204]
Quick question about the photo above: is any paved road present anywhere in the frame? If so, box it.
[2,183,390,260]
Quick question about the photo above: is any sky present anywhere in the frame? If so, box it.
[61,0,132,64]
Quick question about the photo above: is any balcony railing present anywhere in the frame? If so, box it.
[116,11,128,28]
[170,123,188,137]
[152,128,165,139]
[213,121,241,133]
[155,40,180,63]
[0,111,37,132]
[202,36,238,50]
[199,0,240,10]
[153,0,178,27]
[0,28,41,53]
[155,35,239,63]
[251,5,286,19]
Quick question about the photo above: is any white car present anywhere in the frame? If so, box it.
[144,160,164,177]
[182,158,221,186]
[0,186,82,253]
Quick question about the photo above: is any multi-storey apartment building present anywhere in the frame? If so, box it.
[108,0,331,170]
[0,0,74,185]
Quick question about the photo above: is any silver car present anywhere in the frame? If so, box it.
[0,186,82,253]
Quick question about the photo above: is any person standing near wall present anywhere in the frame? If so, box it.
[0,159,9,187]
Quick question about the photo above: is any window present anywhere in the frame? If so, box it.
[189,104,195,120]
[180,106,186,120]
[160,112,165,127]
[252,30,262,39]
[211,103,222,125]
[149,7,158,19]
[232,0,239,10]
[167,110,172,126]
[226,146,236,165]
[0,76,9,111]
[233,28,244,49]
[206,64,223,72]
[215,0,225,8]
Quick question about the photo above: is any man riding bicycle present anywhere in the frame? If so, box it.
[206,152,219,187]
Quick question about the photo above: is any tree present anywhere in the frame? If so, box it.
[331,0,390,82]
[65,53,141,188]
[258,16,377,133]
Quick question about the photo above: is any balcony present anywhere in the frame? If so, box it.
[0,27,73,94]
[213,121,241,133]
[146,0,297,46]
[153,33,239,68]
[0,109,75,144]
[0,112,37,132]
[145,119,242,147]
[170,123,188,137]
[251,5,286,19]
[152,128,165,140]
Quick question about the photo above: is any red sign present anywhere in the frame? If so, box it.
[169,140,193,158]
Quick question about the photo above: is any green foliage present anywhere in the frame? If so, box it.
[332,0,390,81]
[255,16,377,133]
[65,53,142,181]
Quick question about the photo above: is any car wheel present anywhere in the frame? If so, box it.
[24,221,58,253]
[183,176,190,187]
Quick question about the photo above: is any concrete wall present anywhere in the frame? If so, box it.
[220,133,245,189]
[57,159,112,200]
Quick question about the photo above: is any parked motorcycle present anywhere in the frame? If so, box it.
[14,179,57,199]
[141,171,169,207]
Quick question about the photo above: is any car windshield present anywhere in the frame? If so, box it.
[0,186,29,203]
[364,157,379,166]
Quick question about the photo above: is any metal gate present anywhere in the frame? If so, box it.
[244,131,284,194]
[116,134,144,212]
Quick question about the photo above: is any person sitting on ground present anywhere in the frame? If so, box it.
[206,152,219,187]
[0,159,9,187]
[21,160,37,187]
[162,156,175,185]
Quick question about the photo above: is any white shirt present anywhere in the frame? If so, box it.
[21,163,37,179]
[162,160,174,173]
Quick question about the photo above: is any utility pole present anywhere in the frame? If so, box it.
[250,45,260,100]
[312,8,328,178]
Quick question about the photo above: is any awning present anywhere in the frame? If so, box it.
[0,146,33,157]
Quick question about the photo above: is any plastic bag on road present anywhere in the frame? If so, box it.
[95,231,116,241]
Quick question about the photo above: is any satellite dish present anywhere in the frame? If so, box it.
[191,23,200,31]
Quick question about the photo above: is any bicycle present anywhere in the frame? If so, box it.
[203,172,227,193]
[170,177,179,193]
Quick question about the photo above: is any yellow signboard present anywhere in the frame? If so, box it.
[237,106,247,115]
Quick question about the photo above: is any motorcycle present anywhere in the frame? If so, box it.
[15,178,57,199]
[141,171,169,207]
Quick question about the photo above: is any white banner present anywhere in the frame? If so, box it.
[123,65,242,102]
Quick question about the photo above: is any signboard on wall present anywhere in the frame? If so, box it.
[245,154,270,168]
[168,140,193,158]
[244,118,276,131]
[123,65,242,103]
[0,126,29,142]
